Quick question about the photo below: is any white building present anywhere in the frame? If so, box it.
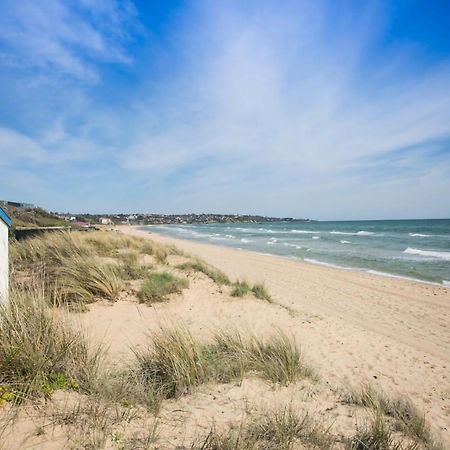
[0,207,12,304]
[99,217,113,225]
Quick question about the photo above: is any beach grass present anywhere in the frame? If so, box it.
[198,405,333,450]
[231,280,251,297]
[176,259,232,285]
[348,411,419,450]
[133,327,313,401]
[0,282,101,403]
[117,251,152,280]
[9,230,181,307]
[57,256,123,304]
[251,283,272,302]
[343,384,443,450]
[137,272,189,304]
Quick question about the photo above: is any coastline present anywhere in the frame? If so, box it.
[134,224,449,289]
[120,225,450,355]
[118,225,450,442]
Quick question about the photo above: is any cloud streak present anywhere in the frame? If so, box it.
[0,0,449,218]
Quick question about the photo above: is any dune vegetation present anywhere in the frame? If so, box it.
[0,229,444,449]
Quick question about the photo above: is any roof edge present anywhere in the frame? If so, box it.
[0,207,12,228]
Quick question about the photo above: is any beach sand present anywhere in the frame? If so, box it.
[115,225,450,442]
[2,225,449,448]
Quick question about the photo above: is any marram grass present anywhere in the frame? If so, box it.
[137,272,189,304]
[0,282,102,402]
[134,327,314,400]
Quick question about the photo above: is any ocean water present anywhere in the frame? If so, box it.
[138,219,450,286]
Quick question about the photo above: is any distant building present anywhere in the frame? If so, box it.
[0,207,12,304]
[75,222,90,229]
[0,200,34,209]
[99,217,113,225]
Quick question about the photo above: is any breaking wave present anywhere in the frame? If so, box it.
[330,230,375,236]
[403,247,450,261]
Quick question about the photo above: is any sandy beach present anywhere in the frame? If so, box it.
[115,225,450,442]
[2,226,449,448]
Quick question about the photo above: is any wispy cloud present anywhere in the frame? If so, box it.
[0,0,136,81]
[0,0,449,218]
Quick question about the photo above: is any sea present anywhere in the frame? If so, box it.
[138,219,450,286]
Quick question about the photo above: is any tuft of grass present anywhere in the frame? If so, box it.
[135,327,209,399]
[231,281,251,297]
[57,256,123,304]
[134,327,313,401]
[343,384,443,449]
[251,283,272,302]
[349,412,419,450]
[198,406,334,450]
[9,231,130,306]
[137,272,189,304]
[176,259,231,285]
[117,251,152,280]
[0,283,101,402]
[140,239,183,261]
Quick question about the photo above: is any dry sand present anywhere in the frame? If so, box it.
[114,225,450,443]
[2,225,449,448]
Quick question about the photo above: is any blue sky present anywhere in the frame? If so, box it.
[0,0,449,220]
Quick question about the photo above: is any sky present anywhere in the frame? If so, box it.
[0,0,449,220]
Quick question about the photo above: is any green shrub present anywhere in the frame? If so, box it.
[137,272,189,304]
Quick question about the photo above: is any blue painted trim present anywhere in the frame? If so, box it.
[0,207,12,228]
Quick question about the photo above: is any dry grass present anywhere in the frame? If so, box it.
[343,384,443,450]
[231,281,272,303]
[0,282,101,403]
[56,256,123,304]
[117,251,152,280]
[134,327,313,401]
[348,411,419,450]
[198,405,334,450]
[251,283,272,302]
[137,272,189,304]
[176,259,232,285]
[9,230,181,307]
[231,281,251,297]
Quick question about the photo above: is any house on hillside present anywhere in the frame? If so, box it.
[99,217,113,225]
[0,207,12,304]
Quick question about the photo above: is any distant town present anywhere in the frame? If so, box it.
[58,212,312,227]
[0,199,313,230]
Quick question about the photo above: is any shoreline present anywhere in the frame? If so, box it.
[117,225,450,441]
[133,224,449,289]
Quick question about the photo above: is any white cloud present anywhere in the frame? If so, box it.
[121,0,450,203]
[0,0,135,82]
[0,1,449,218]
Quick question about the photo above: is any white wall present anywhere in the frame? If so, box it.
[0,221,8,304]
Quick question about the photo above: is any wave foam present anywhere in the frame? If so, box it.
[330,230,374,236]
[312,236,320,240]
[291,230,320,234]
[403,247,450,261]
[340,240,351,244]
[409,233,432,237]
[283,243,302,249]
